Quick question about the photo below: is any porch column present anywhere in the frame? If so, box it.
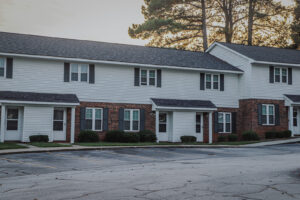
[289,106,294,137]
[70,107,75,144]
[209,111,213,144]
[0,105,6,143]
[155,110,159,143]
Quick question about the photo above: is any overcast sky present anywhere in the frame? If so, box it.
[0,0,147,45]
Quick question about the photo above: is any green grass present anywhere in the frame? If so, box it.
[30,142,72,148]
[214,141,260,145]
[0,143,28,150]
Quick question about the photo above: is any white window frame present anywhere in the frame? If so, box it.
[159,112,167,133]
[218,112,232,133]
[262,104,275,126]
[70,63,89,82]
[140,69,156,86]
[85,108,103,131]
[293,108,298,127]
[205,73,220,90]
[0,57,6,78]
[6,108,19,131]
[124,109,140,132]
[274,67,288,84]
[195,113,203,133]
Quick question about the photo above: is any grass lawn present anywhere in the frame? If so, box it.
[30,142,72,148]
[213,141,260,145]
[0,143,28,150]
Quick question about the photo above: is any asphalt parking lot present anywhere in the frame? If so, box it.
[1,144,300,200]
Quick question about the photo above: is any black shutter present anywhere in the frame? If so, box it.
[231,112,237,133]
[269,66,274,83]
[80,107,86,131]
[89,64,95,84]
[64,63,70,82]
[118,108,124,130]
[288,68,292,85]
[258,104,262,125]
[6,58,13,79]
[220,74,224,91]
[103,108,109,131]
[275,104,280,126]
[157,69,161,88]
[214,112,219,133]
[140,109,145,131]
[134,68,140,86]
[200,73,205,90]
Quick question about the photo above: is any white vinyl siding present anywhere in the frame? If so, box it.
[262,104,275,125]
[140,69,156,86]
[124,109,140,131]
[71,63,89,82]
[0,58,5,77]
[85,108,103,131]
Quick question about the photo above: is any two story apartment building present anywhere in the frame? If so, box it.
[0,32,299,143]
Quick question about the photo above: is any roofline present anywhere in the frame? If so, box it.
[152,105,217,111]
[0,52,244,74]
[0,100,79,106]
[206,42,255,62]
[251,61,300,67]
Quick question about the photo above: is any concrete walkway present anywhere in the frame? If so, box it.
[0,137,300,155]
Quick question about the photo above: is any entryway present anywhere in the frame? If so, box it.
[293,107,300,135]
[5,107,23,141]
[53,108,67,141]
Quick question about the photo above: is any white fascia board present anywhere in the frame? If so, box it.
[206,42,255,63]
[251,61,300,67]
[0,100,79,106]
[154,106,217,112]
[0,52,243,74]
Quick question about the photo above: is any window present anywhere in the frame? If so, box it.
[218,112,231,133]
[206,74,219,90]
[262,104,275,125]
[274,67,288,83]
[85,108,103,131]
[71,63,89,82]
[53,109,64,131]
[140,69,156,86]
[159,113,167,133]
[7,108,18,131]
[124,109,140,131]
[196,113,201,133]
[0,58,5,77]
[293,108,298,127]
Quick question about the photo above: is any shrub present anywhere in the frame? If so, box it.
[276,131,285,138]
[105,130,124,142]
[121,132,140,143]
[228,134,238,141]
[265,131,277,139]
[180,136,197,143]
[242,131,260,141]
[139,130,156,142]
[29,135,49,142]
[217,135,227,142]
[78,130,99,142]
[282,130,292,138]
[265,130,292,139]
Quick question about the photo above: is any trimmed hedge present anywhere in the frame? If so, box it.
[180,136,197,143]
[29,135,49,142]
[121,132,140,143]
[139,130,156,142]
[242,131,260,141]
[105,130,124,142]
[217,135,227,142]
[78,130,99,142]
[265,130,292,139]
[228,134,238,141]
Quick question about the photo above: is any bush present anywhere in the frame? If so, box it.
[29,135,49,142]
[78,130,99,142]
[228,134,238,141]
[105,130,124,142]
[242,131,260,141]
[265,130,292,139]
[121,132,140,143]
[265,131,277,139]
[180,136,197,143]
[217,135,227,142]
[276,131,285,138]
[282,130,292,138]
[139,130,156,142]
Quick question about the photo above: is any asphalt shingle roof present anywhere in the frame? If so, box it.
[151,98,216,109]
[0,91,79,104]
[218,42,300,65]
[0,32,241,72]
[285,94,300,103]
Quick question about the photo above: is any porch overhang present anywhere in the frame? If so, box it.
[151,98,217,112]
[284,94,300,106]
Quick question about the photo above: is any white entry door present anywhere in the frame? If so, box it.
[196,113,204,142]
[293,108,300,135]
[5,107,23,141]
[53,108,67,141]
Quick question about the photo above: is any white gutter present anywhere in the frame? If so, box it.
[0,52,244,74]
[152,105,217,112]
[251,61,300,67]
[0,100,79,106]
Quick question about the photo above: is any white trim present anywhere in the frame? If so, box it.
[262,104,275,126]
[85,107,103,131]
[205,73,220,90]
[70,63,89,83]
[158,112,167,133]
[0,105,6,142]
[124,109,140,132]
[70,107,75,144]
[153,106,217,112]
[0,57,6,78]
[195,113,203,134]
[252,61,300,67]
[209,112,213,144]
[274,67,288,84]
[0,100,79,106]
[0,52,244,74]
[140,68,156,86]
[217,112,232,134]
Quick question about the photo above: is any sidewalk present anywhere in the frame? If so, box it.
[0,137,299,155]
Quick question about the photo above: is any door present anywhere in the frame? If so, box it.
[5,107,23,141]
[196,113,204,142]
[53,108,66,141]
[293,108,299,135]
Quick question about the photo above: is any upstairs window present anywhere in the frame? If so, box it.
[140,69,156,86]
[205,74,219,90]
[124,109,140,131]
[0,58,5,77]
[262,104,275,125]
[71,63,89,82]
[85,108,103,131]
[274,67,288,83]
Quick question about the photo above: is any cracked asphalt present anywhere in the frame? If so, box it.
[0,144,300,200]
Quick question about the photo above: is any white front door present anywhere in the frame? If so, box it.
[196,113,204,142]
[5,107,23,141]
[293,108,300,135]
[53,108,67,141]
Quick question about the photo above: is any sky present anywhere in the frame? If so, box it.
[0,0,294,46]
[0,0,147,45]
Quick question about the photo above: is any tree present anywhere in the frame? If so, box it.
[291,0,300,48]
